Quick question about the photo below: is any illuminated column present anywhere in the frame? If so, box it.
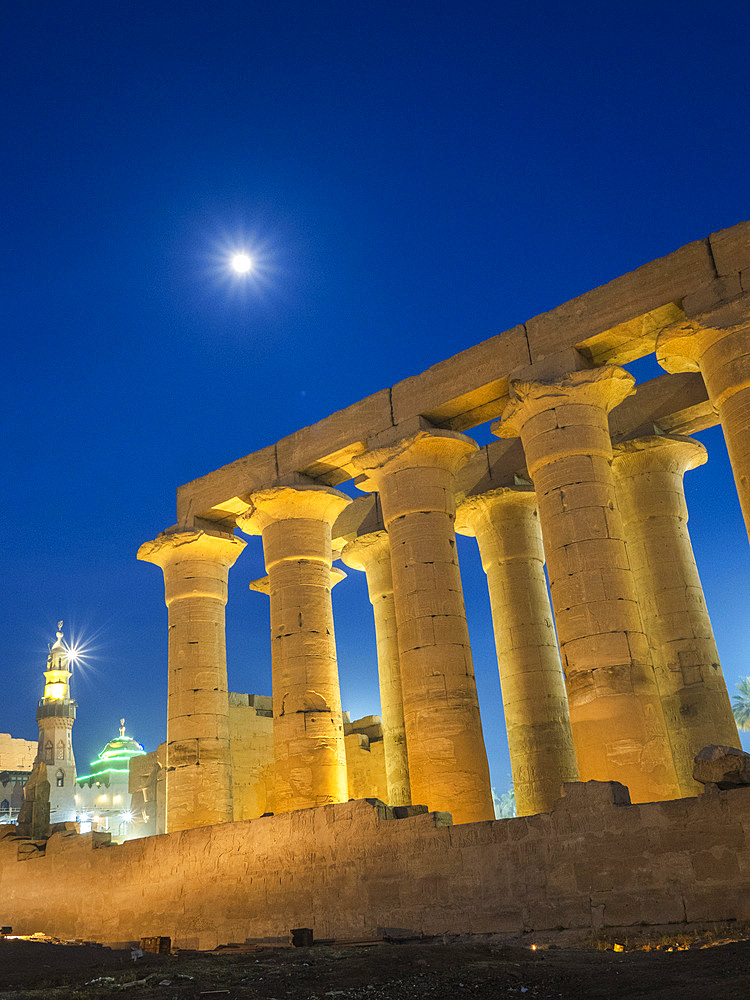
[495,367,680,803]
[238,485,351,813]
[657,301,750,538]
[455,488,578,814]
[353,430,494,824]
[612,434,741,793]
[341,531,411,807]
[138,527,245,832]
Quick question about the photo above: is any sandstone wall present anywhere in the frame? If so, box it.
[2,781,750,950]
[345,733,387,802]
[0,733,37,772]
[228,694,275,819]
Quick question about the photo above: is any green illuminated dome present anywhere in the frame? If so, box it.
[77,718,146,787]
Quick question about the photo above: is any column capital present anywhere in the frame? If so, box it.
[493,366,636,439]
[237,484,351,536]
[656,316,750,375]
[612,434,707,479]
[454,486,536,538]
[137,528,246,572]
[340,530,390,572]
[352,429,477,489]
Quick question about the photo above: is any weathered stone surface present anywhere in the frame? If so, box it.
[15,762,50,840]
[276,390,394,483]
[709,219,750,277]
[137,528,246,832]
[456,487,578,815]
[238,485,351,813]
[612,436,741,795]
[693,745,750,789]
[353,431,494,824]
[495,368,680,804]
[3,785,750,948]
[176,445,278,526]
[657,297,750,540]
[525,240,714,364]
[341,532,411,807]
[390,325,530,429]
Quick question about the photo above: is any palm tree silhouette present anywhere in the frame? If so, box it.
[732,678,750,731]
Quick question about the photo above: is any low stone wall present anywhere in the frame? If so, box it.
[2,781,749,950]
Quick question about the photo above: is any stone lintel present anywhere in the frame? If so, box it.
[608,371,716,442]
[330,494,384,549]
[174,222,750,525]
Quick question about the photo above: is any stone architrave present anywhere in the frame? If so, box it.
[238,485,351,813]
[138,528,246,832]
[657,297,750,538]
[341,531,412,807]
[495,366,681,803]
[353,430,494,824]
[455,487,579,815]
[611,434,741,793]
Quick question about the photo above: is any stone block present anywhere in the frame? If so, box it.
[709,219,750,276]
[693,745,750,789]
[391,325,530,429]
[176,445,278,523]
[526,237,714,362]
[557,780,632,810]
[276,390,393,482]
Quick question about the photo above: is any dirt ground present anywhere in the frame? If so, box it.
[1,933,749,1000]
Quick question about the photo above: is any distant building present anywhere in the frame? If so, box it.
[75,720,146,843]
[34,622,77,823]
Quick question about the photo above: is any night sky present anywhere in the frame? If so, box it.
[3,2,750,794]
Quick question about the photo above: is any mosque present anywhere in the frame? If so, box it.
[4,621,390,838]
[1,623,148,843]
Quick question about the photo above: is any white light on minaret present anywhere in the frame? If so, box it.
[36,620,78,824]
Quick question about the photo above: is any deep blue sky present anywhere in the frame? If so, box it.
[3,2,750,790]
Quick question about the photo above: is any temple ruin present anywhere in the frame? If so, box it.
[4,219,750,947]
[139,218,749,832]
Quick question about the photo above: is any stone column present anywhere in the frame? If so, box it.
[138,527,246,832]
[238,485,351,813]
[612,434,741,793]
[495,367,680,803]
[341,531,412,807]
[455,487,578,815]
[353,430,494,824]
[657,300,750,538]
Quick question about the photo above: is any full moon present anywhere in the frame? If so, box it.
[231,252,254,274]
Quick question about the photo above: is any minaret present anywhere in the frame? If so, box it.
[35,621,77,822]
